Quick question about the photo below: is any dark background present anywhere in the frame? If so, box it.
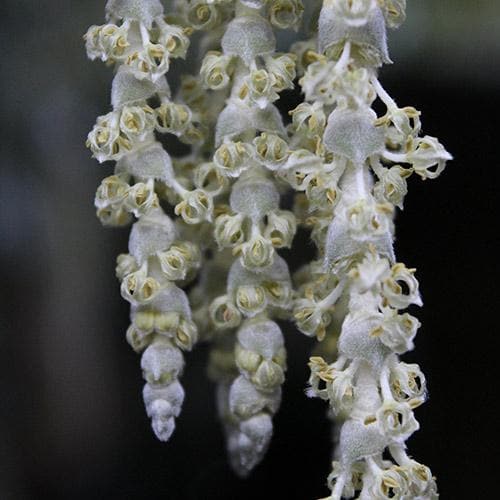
[1,1,499,499]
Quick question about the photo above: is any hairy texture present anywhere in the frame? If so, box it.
[85,0,449,497]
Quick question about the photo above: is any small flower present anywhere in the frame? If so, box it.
[290,102,326,138]
[263,210,297,248]
[125,181,159,217]
[373,165,411,209]
[235,233,275,269]
[406,460,438,497]
[209,295,243,329]
[262,280,292,308]
[379,0,407,29]
[265,53,296,91]
[126,43,170,82]
[95,174,130,210]
[382,263,422,309]
[346,199,393,240]
[84,24,129,62]
[87,112,131,163]
[174,317,198,351]
[365,464,411,499]
[294,298,332,341]
[376,400,419,441]
[187,2,221,30]
[244,69,279,108]
[213,141,253,178]
[158,24,190,59]
[268,0,304,31]
[214,213,246,248]
[407,136,452,180]
[174,189,213,224]
[157,241,201,281]
[96,206,132,227]
[253,133,290,170]
[200,51,234,90]
[116,253,138,281]
[119,105,155,141]
[235,285,268,316]
[155,102,192,135]
[375,310,420,354]
[327,461,365,499]
[121,269,161,305]
[389,362,426,406]
[350,251,391,292]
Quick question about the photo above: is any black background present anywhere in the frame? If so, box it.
[0,1,498,499]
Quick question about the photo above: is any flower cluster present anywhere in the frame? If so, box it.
[86,0,450,495]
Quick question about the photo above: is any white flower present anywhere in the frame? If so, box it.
[408,136,452,180]
[382,263,422,309]
[268,0,304,31]
[200,51,234,90]
[376,400,419,441]
[363,464,410,499]
[389,362,426,406]
[376,310,420,354]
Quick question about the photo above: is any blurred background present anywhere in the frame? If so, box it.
[1,1,499,498]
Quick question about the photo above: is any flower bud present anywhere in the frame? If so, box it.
[229,376,281,420]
